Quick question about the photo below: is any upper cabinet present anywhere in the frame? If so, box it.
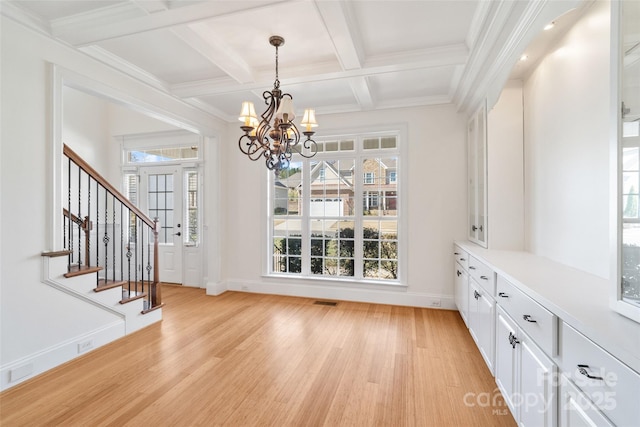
[467,82,525,251]
[468,103,487,247]
[613,0,640,323]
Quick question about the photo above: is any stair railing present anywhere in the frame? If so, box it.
[63,144,162,311]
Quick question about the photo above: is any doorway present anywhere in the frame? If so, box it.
[140,166,183,284]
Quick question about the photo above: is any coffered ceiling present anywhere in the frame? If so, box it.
[2,0,582,122]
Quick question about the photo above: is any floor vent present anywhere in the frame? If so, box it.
[313,300,338,307]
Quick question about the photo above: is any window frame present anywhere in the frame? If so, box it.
[266,128,406,286]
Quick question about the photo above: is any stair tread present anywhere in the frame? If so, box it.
[64,265,102,278]
[42,250,72,258]
[94,279,127,292]
[120,292,147,304]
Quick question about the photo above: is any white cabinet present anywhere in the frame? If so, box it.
[559,376,614,427]
[495,305,557,427]
[468,277,495,374]
[467,103,487,247]
[467,84,524,250]
[495,307,518,411]
[559,323,640,427]
[455,263,469,327]
[454,245,470,327]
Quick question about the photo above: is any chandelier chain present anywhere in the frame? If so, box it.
[274,44,280,89]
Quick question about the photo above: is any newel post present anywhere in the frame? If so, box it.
[151,218,161,307]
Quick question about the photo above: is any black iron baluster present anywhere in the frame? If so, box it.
[135,216,139,295]
[103,188,109,281]
[112,195,116,283]
[77,165,81,269]
[67,158,72,269]
[126,208,132,298]
[146,233,152,310]
[120,204,124,282]
[95,178,99,273]
[141,224,145,301]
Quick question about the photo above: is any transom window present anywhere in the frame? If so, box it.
[269,132,401,283]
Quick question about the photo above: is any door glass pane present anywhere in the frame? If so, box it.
[148,173,174,244]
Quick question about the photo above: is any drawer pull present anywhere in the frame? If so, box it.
[456,270,461,277]
[508,332,520,349]
[454,252,460,255]
[522,314,537,323]
[480,275,488,280]
[577,364,604,381]
[498,292,509,298]
[473,290,481,300]
[469,266,476,270]
[460,258,466,261]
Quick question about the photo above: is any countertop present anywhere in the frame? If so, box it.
[455,241,640,374]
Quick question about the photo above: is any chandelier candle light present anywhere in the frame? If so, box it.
[238,35,318,174]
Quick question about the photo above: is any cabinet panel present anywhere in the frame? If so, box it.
[454,246,469,270]
[497,276,557,357]
[520,335,556,427]
[469,255,495,295]
[560,375,614,427]
[469,278,495,374]
[560,323,640,427]
[455,265,469,327]
[495,307,518,417]
[468,103,488,247]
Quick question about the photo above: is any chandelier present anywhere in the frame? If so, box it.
[238,35,318,174]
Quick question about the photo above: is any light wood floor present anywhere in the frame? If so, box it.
[0,286,515,426]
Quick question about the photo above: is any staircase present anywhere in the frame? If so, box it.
[42,144,163,336]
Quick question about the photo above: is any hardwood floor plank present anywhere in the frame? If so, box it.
[0,287,515,426]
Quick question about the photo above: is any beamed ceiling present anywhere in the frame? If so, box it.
[2,0,586,122]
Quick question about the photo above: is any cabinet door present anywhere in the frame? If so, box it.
[560,376,614,427]
[455,265,469,326]
[468,103,488,247]
[476,281,495,374]
[495,307,518,417]
[520,336,556,427]
[467,279,481,346]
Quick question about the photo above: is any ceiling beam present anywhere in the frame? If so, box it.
[51,0,292,47]
[171,24,256,85]
[171,43,468,99]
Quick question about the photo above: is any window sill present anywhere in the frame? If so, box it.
[262,273,408,290]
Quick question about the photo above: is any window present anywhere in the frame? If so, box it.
[363,172,374,184]
[185,170,199,245]
[269,133,401,283]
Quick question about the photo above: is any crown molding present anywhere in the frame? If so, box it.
[50,2,144,38]
[0,1,52,36]
[79,45,171,92]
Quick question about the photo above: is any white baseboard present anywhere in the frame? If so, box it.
[0,321,125,391]
[223,278,456,310]
[206,280,228,296]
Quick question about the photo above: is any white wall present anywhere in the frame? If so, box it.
[63,86,111,177]
[0,16,223,389]
[219,104,467,307]
[523,0,611,279]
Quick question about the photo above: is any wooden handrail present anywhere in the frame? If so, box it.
[63,208,83,226]
[63,144,155,228]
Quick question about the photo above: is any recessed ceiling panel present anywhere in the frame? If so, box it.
[369,67,456,102]
[191,1,339,76]
[96,29,228,84]
[12,0,126,21]
[353,1,478,57]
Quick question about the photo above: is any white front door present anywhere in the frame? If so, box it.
[140,166,183,284]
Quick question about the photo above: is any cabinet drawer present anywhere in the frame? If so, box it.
[468,256,495,295]
[453,246,469,271]
[560,322,640,427]
[496,276,557,357]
